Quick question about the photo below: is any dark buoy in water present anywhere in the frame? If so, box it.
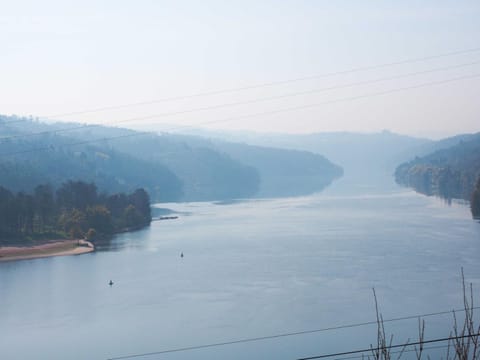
[180,252,184,258]
[109,280,114,286]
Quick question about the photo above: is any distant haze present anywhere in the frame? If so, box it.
[1,0,479,138]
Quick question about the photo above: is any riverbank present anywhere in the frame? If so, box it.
[0,239,94,262]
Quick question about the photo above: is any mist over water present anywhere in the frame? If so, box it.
[1,174,479,360]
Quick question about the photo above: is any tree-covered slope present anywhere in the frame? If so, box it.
[58,128,261,201]
[21,120,343,201]
[0,117,183,202]
[211,141,343,198]
[178,128,430,178]
[0,116,261,202]
[109,132,343,199]
[1,115,344,202]
[395,133,480,201]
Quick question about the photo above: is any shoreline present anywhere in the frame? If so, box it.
[0,239,94,263]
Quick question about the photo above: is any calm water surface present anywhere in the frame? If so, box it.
[1,178,480,360]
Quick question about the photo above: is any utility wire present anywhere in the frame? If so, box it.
[41,46,480,119]
[106,306,480,360]
[2,59,479,143]
[1,71,479,158]
[296,333,480,360]
[0,45,479,127]
[332,344,450,360]
[2,46,479,127]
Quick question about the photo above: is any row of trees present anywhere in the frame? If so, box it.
[395,165,480,218]
[472,177,480,219]
[394,135,480,219]
[0,181,151,242]
[395,164,477,200]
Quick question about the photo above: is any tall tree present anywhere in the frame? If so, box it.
[128,189,151,225]
[56,181,98,211]
[472,177,480,219]
[86,205,113,234]
[34,184,54,232]
[0,186,15,238]
[58,208,87,239]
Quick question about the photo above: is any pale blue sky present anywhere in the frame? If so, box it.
[1,0,479,138]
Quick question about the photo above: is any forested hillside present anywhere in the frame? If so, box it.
[105,132,343,199]
[178,128,430,180]
[0,115,183,202]
[0,115,259,202]
[108,132,343,199]
[211,141,343,197]
[395,133,480,206]
[0,115,343,202]
[84,131,262,201]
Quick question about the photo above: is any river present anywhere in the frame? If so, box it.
[1,177,480,360]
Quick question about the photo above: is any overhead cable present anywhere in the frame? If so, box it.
[106,306,479,360]
[44,46,480,119]
[1,59,479,143]
[296,333,480,360]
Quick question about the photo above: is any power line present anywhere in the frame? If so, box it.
[1,71,479,158]
[1,72,479,157]
[296,333,480,360]
[106,306,480,360]
[3,46,479,123]
[2,59,479,143]
[332,344,450,360]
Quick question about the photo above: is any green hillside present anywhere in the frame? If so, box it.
[0,116,183,202]
[211,141,343,198]
[1,115,342,202]
[395,133,480,210]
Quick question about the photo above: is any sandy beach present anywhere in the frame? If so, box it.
[0,240,94,262]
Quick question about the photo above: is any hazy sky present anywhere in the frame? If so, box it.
[1,0,479,138]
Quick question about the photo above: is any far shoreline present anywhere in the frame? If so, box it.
[0,239,94,263]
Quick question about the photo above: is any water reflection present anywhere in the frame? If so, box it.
[1,180,480,360]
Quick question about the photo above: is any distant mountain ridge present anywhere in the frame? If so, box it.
[175,128,431,186]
